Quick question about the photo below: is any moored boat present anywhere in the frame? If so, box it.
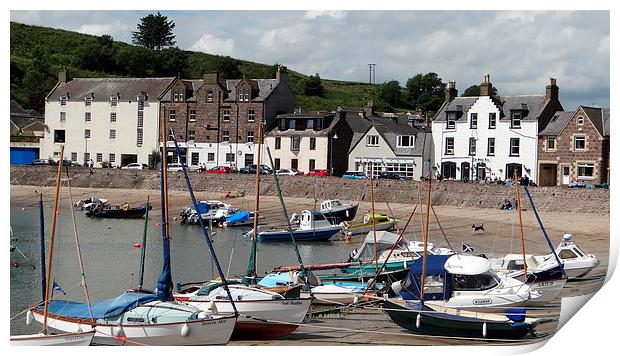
[85,203,151,219]
[224,211,264,227]
[10,330,96,346]
[319,199,359,224]
[249,210,341,242]
[553,234,599,279]
[340,212,397,236]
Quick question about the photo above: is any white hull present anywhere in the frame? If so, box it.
[10,330,95,346]
[565,265,598,279]
[188,298,311,325]
[526,278,567,305]
[32,310,236,346]
[302,291,358,305]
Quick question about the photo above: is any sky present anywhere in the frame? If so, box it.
[10,10,610,110]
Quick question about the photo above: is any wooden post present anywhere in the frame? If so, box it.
[514,172,528,283]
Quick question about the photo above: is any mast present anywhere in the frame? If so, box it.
[42,145,64,334]
[39,193,46,303]
[138,196,150,290]
[419,174,432,303]
[514,172,528,283]
[156,115,173,301]
[370,164,379,273]
[247,120,263,284]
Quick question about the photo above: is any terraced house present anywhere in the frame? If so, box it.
[538,106,610,186]
[431,75,563,183]
[159,66,294,169]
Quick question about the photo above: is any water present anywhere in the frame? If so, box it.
[9,206,354,335]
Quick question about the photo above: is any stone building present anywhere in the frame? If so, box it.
[538,106,610,186]
[10,100,46,164]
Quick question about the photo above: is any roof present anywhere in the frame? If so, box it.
[434,97,478,122]
[581,106,610,137]
[539,111,574,136]
[444,255,491,275]
[10,100,45,132]
[224,79,279,102]
[434,95,546,123]
[47,77,176,102]
[266,112,338,137]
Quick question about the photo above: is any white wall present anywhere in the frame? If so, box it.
[264,136,329,172]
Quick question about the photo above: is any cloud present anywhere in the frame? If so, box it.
[75,21,130,37]
[303,10,347,20]
[190,33,234,55]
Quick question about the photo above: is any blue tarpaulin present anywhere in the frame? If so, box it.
[400,254,453,301]
[195,202,209,214]
[226,211,250,224]
[39,292,160,319]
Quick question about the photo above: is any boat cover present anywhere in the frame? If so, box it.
[38,292,161,319]
[354,231,405,260]
[226,211,250,224]
[195,202,209,214]
[196,280,241,296]
[400,254,452,301]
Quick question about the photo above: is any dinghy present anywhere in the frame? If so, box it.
[224,211,264,227]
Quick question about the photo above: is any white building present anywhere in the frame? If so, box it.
[431,75,563,183]
[40,70,174,167]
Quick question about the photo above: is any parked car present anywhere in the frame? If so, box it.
[378,172,409,180]
[342,171,369,179]
[277,168,302,176]
[70,161,83,167]
[207,166,232,174]
[53,159,78,166]
[167,163,185,172]
[306,169,330,177]
[121,163,149,170]
[240,164,272,174]
[27,159,53,166]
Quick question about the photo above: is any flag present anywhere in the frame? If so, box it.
[462,243,474,253]
[52,280,66,295]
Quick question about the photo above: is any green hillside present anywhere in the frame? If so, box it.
[10,22,392,113]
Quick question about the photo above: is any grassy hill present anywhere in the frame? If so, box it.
[10,22,396,113]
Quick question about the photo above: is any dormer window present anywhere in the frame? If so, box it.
[239,89,250,102]
[60,96,68,106]
[577,116,584,125]
[511,112,522,128]
[173,90,184,102]
[110,95,119,107]
[397,135,415,147]
[446,112,457,129]
[207,91,214,102]
[307,119,314,130]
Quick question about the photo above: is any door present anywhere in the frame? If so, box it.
[121,154,138,167]
[506,163,523,180]
[476,163,486,181]
[291,159,298,170]
[441,161,456,179]
[561,165,570,185]
[244,154,254,167]
[460,162,470,181]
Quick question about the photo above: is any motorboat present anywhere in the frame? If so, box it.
[74,197,108,210]
[340,212,398,236]
[248,210,342,242]
[85,203,151,219]
[319,199,359,224]
[224,211,264,227]
[180,200,238,225]
[553,234,599,279]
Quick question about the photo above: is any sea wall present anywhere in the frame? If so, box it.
[10,166,610,215]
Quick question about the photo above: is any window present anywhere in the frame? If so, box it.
[574,136,586,150]
[366,135,379,147]
[577,116,585,125]
[189,110,196,122]
[397,135,415,147]
[307,119,314,130]
[207,153,215,162]
[225,153,235,162]
[137,128,143,146]
[191,152,199,166]
[84,112,91,122]
[207,91,213,102]
[559,249,578,259]
[173,90,184,102]
[84,129,90,139]
[547,136,556,150]
[239,89,250,102]
[168,109,176,121]
[60,112,66,122]
[291,136,301,151]
[137,113,143,128]
[445,137,454,155]
[110,112,116,123]
[446,113,456,129]
[310,137,316,150]
[188,130,195,141]
[109,129,116,140]
[60,97,67,106]
[222,130,230,142]
[511,112,522,128]
[291,159,298,170]
[469,137,476,156]
[109,153,115,163]
[487,138,495,156]
[489,113,497,129]
[85,99,91,107]
[96,153,103,163]
[309,159,316,171]
[275,137,281,149]
[111,96,118,107]
[248,109,255,122]
[288,119,295,129]
[577,163,594,179]
[222,109,230,122]
[274,158,281,170]
[138,101,145,110]
[247,130,254,143]
[510,138,520,156]
[71,152,77,161]
[470,113,478,129]
[84,152,90,163]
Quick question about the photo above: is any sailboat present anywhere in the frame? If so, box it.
[169,123,311,339]
[12,153,96,346]
[29,123,237,346]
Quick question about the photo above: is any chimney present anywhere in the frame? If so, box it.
[58,68,71,84]
[363,100,375,117]
[203,72,219,85]
[276,65,288,84]
[444,81,457,102]
[480,74,492,96]
[546,77,559,101]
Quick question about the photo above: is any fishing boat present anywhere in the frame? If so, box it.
[319,199,359,223]
[74,197,108,210]
[84,203,151,219]
[180,200,238,225]
[224,211,264,227]
[553,234,599,279]
[340,212,398,236]
[249,210,342,242]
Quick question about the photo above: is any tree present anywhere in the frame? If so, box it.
[132,12,176,50]
[463,84,498,97]
[374,80,402,111]
[75,35,117,73]
[303,73,324,97]
[115,46,154,77]
[155,47,188,77]
[214,55,241,79]
[405,72,446,113]
[21,46,56,111]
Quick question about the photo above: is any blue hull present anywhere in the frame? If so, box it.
[257,227,341,242]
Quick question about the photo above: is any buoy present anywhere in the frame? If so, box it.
[107,226,111,230]
[12,260,19,268]
[416,313,421,328]
[26,310,33,325]
[21,207,26,211]
[353,296,359,304]
[173,216,178,221]
[218,222,224,228]
[346,234,352,243]
[482,322,487,337]
[134,243,142,249]
[206,300,215,311]
[181,323,190,337]
[156,223,161,227]
[197,312,208,319]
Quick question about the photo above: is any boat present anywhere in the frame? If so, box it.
[74,197,108,210]
[553,234,599,279]
[85,203,151,219]
[319,199,359,223]
[340,212,398,236]
[180,200,238,225]
[10,330,96,346]
[224,211,264,227]
[249,210,342,242]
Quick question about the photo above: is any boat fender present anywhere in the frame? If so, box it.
[482,322,487,338]
[218,222,224,228]
[346,210,350,217]
[404,260,407,269]
[198,312,208,319]
[181,323,190,337]
[207,300,215,311]
[113,325,124,337]
[416,313,421,328]
[25,310,33,325]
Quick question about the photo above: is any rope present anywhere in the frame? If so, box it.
[10,280,84,321]
[93,329,151,346]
